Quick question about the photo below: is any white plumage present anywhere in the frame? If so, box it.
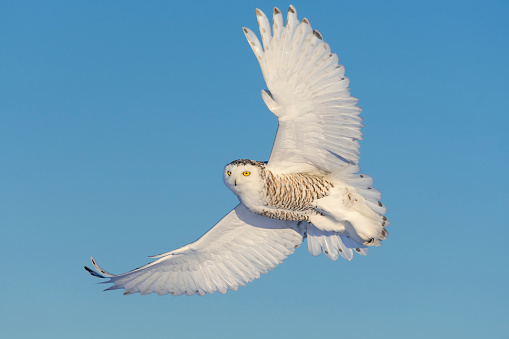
[85,5,389,296]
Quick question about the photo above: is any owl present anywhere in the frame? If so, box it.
[85,5,389,296]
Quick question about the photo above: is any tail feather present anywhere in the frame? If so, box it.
[307,224,370,261]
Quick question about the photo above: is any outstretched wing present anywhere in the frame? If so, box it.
[85,204,304,296]
[244,6,363,174]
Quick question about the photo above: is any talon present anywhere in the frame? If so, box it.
[363,238,377,246]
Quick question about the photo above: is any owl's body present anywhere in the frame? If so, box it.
[224,159,387,246]
[85,5,390,297]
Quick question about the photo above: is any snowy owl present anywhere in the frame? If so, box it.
[85,5,389,296]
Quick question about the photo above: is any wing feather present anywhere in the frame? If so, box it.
[272,7,283,40]
[244,7,363,173]
[256,9,272,51]
[85,204,304,296]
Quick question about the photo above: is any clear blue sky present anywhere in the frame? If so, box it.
[1,0,508,338]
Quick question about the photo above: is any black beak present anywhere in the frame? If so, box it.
[234,180,237,186]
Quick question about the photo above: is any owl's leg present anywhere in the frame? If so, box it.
[343,212,383,246]
[314,190,384,246]
[308,214,346,233]
[311,210,379,245]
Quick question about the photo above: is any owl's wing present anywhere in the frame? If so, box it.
[244,6,362,174]
[85,204,304,296]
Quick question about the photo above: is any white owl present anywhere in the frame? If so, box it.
[85,5,389,296]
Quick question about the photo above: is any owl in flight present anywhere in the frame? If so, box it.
[85,5,389,296]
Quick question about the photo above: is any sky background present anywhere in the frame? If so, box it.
[1,0,508,338]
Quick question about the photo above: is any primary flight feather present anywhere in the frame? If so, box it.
[85,5,389,296]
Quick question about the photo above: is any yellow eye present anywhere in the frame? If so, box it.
[227,171,231,176]
[243,171,250,176]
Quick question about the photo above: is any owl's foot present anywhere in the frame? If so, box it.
[309,214,346,233]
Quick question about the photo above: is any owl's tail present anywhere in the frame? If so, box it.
[306,223,368,261]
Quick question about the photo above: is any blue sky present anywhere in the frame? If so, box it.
[1,0,508,338]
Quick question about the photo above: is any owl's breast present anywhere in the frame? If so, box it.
[263,171,333,210]
[245,171,334,222]
[225,175,267,214]
[234,188,266,213]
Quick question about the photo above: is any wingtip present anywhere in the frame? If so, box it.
[84,265,105,278]
[89,256,116,277]
[273,7,281,15]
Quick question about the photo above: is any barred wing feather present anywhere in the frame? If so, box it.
[85,204,304,296]
[244,6,363,174]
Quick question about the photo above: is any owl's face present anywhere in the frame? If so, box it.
[223,159,266,206]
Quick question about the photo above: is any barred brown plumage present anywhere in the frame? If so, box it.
[260,209,310,221]
[261,170,334,220]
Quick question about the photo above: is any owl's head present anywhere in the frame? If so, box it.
[223,159,266,197]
